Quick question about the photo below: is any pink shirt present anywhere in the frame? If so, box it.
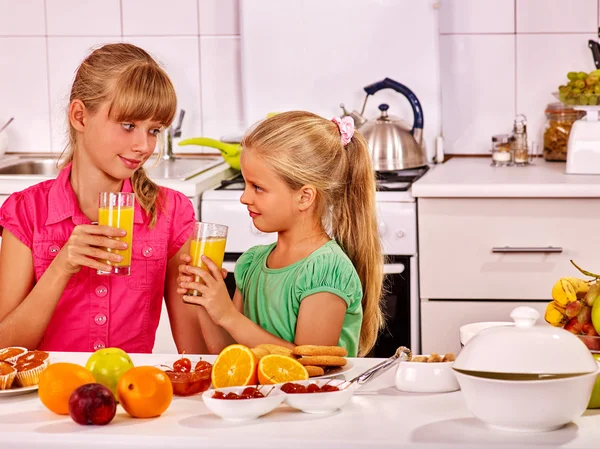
[0,163,195,353]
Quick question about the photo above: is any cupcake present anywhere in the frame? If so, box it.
[14,351,50,387]
[0,347,27,364]
[0,361,16,390]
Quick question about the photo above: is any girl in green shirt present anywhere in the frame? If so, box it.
[177,111,384,357]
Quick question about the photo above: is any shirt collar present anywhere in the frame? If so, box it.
[46,162,145,226]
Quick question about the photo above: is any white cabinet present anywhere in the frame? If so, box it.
[418,198,600,300]
[418,197,600,355]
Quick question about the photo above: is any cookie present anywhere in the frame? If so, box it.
[292,345,348,357]
[255,344,294,358]
[298,356,347,367]
[251,347,270,360]
[304,366,325,377]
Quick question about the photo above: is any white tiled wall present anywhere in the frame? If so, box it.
[2,0,599,155]
[440,0,600,154]
[0,0,241,153]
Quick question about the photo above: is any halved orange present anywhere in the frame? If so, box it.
[257,354,309,385]
[211,344,257,389]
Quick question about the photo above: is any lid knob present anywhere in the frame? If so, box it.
[378,103,390,112]
[509,306,540,328]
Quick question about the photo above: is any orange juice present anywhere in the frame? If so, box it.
[98,206,134,268]
[187,237,227,296]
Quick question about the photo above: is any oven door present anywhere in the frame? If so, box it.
[369,255,412,358]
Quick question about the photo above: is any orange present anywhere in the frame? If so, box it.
[38,363,95,415]
[117,366,173,418]
[257,354,309,385]
[211,344,257,389]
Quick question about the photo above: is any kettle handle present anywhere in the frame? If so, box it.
[363,78,424,134]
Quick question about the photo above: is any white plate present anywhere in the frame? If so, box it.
[0,384,39,397]
[311,360,355,380]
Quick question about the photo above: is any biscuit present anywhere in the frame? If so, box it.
[251,347,270,360]
[255,344,294,358]
[298,356,347,367]
[426,353,443,363]
[304,366,325,377]
[292,345,348,357]
[442,352,456,362]
[410,355,428,363]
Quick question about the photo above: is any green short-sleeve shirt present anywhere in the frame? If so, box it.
[234,240,363,357]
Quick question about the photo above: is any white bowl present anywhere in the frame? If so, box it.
[395,360,460,393]
[281,379,356,414]
[454,369,599,432]
[202,385,285,421]
[459,321,514,347]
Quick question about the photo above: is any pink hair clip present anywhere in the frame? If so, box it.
[331,116,355,146]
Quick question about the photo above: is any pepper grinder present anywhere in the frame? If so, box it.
[512,114,529,166]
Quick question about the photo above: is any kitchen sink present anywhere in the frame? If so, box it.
[0,155,225,180]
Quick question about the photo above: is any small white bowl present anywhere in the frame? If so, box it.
[395,359,460,393]
[281,379,356,414]
[202,385,285,421]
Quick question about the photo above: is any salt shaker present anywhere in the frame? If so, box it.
[491,134,514,167]
[512,114,529,165]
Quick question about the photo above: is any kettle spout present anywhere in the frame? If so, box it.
[340,103,367,129]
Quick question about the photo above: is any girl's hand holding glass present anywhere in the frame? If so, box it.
[178,255,235,325]
[55,224,128,275]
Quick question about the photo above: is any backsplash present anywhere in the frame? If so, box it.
[0,0,242,154]
[441,0,600,154]
[1,0,599,155]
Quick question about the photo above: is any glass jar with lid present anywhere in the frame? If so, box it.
[543,103,585,162]
[491,134,515,167]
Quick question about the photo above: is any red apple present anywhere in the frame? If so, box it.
[68,383,116,425]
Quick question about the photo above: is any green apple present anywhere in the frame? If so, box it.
[85,348,134,402]
[588,354,600,409]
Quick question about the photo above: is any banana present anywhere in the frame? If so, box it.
[563,277,590,298]
[552,278,579,306]
[545,301,567,327]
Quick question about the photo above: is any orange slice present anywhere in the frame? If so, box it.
[257,354,309,385]
[211,344,257,389]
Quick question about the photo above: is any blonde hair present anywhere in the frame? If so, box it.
[241,111,384,356]
[59,43,177,227]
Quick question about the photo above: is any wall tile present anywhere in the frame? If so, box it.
[200,36,243,139]
[516,33,597,146]
[47,38,121,153]
[440,0,514,34]
[46,0,121,36]
[517,0,597,33]
[199,0,239,35]
[124,37,203,152]
[122,0,197,36]
[0,38,50,152]
[0,0,45,35]
[440,34,515,154]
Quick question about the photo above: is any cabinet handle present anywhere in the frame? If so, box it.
[492,246,563,254]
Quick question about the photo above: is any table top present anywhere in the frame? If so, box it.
[2,352,600,449]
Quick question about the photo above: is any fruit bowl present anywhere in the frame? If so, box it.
[280,379,357,414]
[578,335,600,353]
[202,385,285,421]
[165,369,211,397]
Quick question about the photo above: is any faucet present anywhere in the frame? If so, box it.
[163,109,185,161]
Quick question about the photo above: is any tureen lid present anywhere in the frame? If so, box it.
[453,306,598,374]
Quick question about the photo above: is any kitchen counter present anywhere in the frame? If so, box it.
[412,157,600,198]
[3,352,600,449]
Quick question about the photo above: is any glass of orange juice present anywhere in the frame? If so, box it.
[187,222,228,296]
[97,192,135,276]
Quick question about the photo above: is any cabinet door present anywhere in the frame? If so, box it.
[418,198,600,300]
[420,300,549,356]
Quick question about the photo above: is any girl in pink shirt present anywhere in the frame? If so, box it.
[0,43,206,354]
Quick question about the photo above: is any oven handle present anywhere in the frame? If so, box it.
[492,246,563,254]
[384,263,405,274]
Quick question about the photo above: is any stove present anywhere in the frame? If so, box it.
[200,165,430,355]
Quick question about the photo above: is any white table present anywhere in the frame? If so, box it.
[2,352,600,449]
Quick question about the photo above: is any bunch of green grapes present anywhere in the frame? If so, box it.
[558,70,600,105]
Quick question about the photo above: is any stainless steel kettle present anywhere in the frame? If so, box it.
[341,78,427,171]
